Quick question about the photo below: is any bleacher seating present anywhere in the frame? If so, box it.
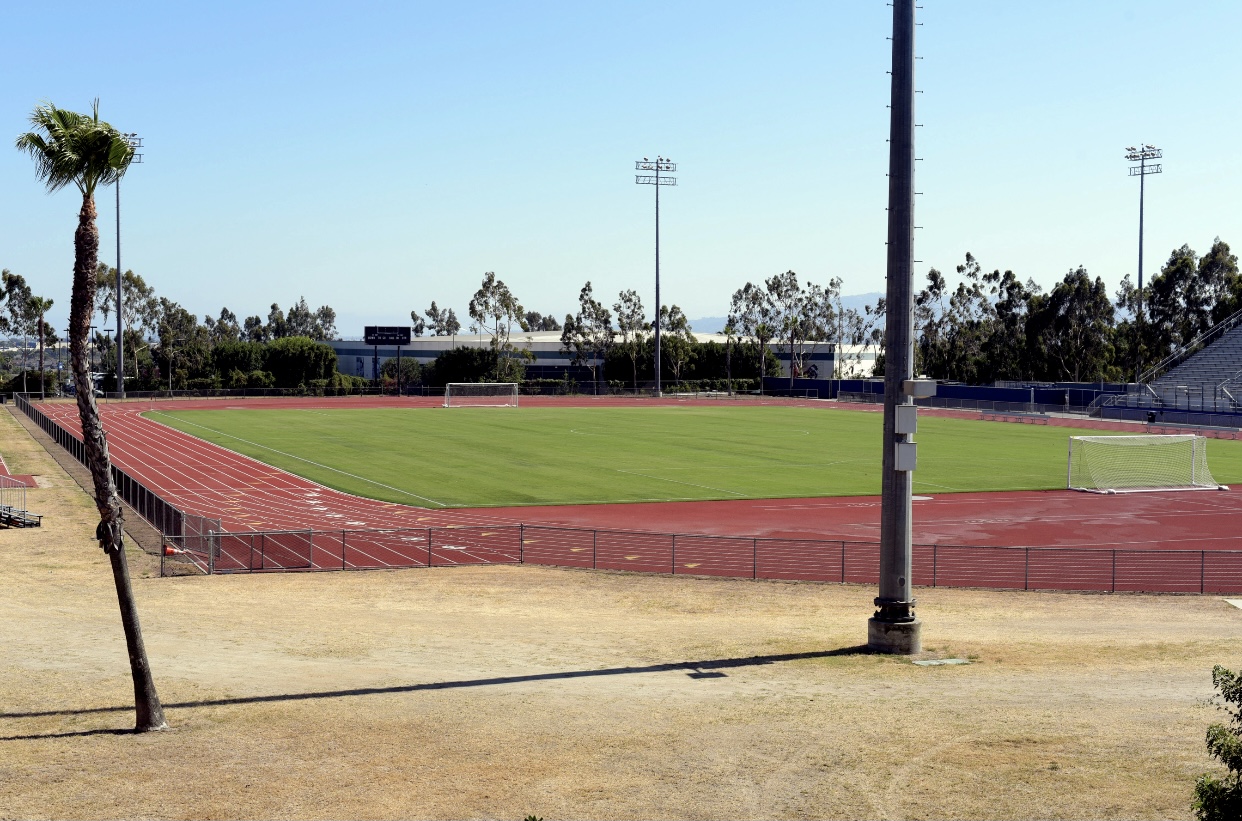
[1147,322,1242,410]
[0,504,42,528]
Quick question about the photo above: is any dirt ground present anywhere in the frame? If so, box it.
[1,408,1239,820]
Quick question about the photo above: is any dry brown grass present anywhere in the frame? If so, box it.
[1,407,1239,820]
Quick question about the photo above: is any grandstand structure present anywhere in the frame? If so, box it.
[1095,310,1242,418]
[1146,319,1242,410]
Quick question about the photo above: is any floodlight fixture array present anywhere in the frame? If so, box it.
[635,156,678,396]
[116,132,143,398]
[1125,143,1162,384]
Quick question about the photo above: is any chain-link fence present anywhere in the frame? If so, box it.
[160,522,1242,593]
[15,394,186,536]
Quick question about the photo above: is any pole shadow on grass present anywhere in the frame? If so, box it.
[0,646,871,736]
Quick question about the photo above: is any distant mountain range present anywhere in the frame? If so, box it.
[689,292,884,333]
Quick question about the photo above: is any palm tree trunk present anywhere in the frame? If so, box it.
[69,193,166,732]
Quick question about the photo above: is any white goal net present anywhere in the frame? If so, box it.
[443,382,519,408]
[1067,434,1227,493]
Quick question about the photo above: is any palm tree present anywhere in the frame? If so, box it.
[16,101,166,731]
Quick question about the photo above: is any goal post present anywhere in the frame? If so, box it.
[443,383,520,408]
[1067,434,1228,493]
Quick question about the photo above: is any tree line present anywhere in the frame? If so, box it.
[405,241,1242,389]
[0,262,344,393]
[6,240,1239,395]
[911,239,1240,384]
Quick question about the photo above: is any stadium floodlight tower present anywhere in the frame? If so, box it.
[1125,143,1161,384]
[115,132,142,399]
[869,0,927,654]
[635,156,677,397]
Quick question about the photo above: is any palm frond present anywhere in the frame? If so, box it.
[14,101,135,197]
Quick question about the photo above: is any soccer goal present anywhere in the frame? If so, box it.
[1067,434,1228,493]
[443,382,520,408]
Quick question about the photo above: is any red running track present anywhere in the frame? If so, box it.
[28,396,1242,591]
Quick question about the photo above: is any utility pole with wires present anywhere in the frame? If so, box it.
[635,157,677,397]
[116,132,142,399]
[1125,143,1161,384]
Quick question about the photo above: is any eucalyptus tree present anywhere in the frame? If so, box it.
[658,304,694,384]
[266,303,288,339]
[794,277,839,381]
[96,265,160,381]
[469,272,530,381]
[1145,240,1240,361]
[28,295,54,398]
[2,271,37,390]
[764,270,810,388]
[1026,266,1115,382]
[613,289,648,390]
[560,282,614,388]
[728,282,777,393]
[524,311,562,332]
[285,297,336,340]
[423,301,461,338]
[205,307,241,344]
[16,100,166,730]
[243,315,269,342]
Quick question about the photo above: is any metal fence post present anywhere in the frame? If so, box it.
[1025,546,1030,591]
[753,538,758,580]
[342,530,347,570]
[841,541,846,583]
[427,527,433,567]
[1111,550,1116,593]
[1202,550,1206,594]
[208,530,215,574]
[671,534,676,575]
[593,529,597,569]
[932,544,937,588]
[519,523,524,564]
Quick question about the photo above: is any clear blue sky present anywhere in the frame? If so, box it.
[3,1,1240,338]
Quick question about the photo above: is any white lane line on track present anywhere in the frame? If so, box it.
[148,411,448,508]
[613,468,747,497]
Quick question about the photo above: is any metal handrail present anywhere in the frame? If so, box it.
[1216,366,1242,392]
[1140,306,1242,384]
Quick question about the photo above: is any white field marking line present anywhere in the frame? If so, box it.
[616,458,864,473]
[147,411,448,508]
[613,468,747,497]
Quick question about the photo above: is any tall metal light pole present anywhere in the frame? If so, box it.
[116,133,142,399]
[869,0,927,654]
[1125,144,1161,384]
[635,157,677,396]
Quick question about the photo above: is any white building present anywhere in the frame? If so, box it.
[329,333,877,380]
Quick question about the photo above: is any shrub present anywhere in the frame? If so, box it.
[264,336,336,388]
[427,347,497,386]
[186,376,221,391]
[1194,665,1242,821]
[247,370,275,389]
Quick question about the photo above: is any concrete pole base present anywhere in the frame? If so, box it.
[868,617,922,654]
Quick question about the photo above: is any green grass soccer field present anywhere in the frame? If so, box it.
[147,405,1242,508]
